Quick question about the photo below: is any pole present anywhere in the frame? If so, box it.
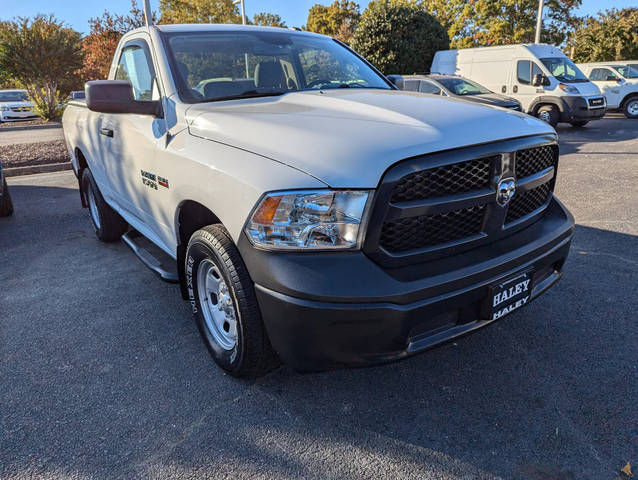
[233,0,247,25]
[535,0,544,44]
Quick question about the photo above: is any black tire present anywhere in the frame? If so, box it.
[81,168,127,242]
[536,105,559,127]
[186,224,279,378]
[570,120,589,127]
[0,178,14,217]
[622,96,638,119]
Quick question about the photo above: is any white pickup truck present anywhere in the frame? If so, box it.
[63,24,575,377]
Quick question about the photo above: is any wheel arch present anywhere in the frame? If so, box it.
[74,148,90,208]
[529,97,565,115]
[175,200,223,300]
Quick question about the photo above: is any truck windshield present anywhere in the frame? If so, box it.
[436,77,491,96]
[613,65,638,79]
[0,91,28,102]
[540,57,589,83]
[162,31,392,103]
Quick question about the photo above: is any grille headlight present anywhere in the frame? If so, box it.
[246,190,372,250]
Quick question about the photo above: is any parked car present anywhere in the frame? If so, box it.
[388,74,522,111]
[0,90,38,123]
[0,159,14,217]
[431,44,606,127]
[577,62,638,118]
[63,24,574,377]
[70,91,86,101]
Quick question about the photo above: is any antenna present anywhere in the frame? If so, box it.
[143,0,154,27]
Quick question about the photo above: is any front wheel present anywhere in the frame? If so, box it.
[0,178,14,217]
[536,105,559,127]
[570,120,589,127]
[186,224,279,378]
[623,97,638,119]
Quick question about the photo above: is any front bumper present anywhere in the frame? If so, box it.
[559,96,606,122]
[239,197,575,371]
[0,110,38,121]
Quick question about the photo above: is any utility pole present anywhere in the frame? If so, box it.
[233,0,247,25]
[535,0,544,44]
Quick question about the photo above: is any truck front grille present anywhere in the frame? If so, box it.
[365,137,559,266]
[506,182,551,224]
[391,156,493,202]
[380,205,485,253]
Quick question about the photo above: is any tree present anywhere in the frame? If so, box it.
[159,0,241,24]
[0,15,83,120]
[79,0,152,82]
[306,1,361,42]
[351,0,449,75]
[415,0,582,48]
[569,8,638,62]
[252,12,286,28]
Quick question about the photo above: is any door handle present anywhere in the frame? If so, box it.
[100,128,114,138]
[513,86,518,93]
[502,86,507,93]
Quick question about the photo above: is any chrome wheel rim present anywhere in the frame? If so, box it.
[538,110,551,123]
[628,100,638,116]
[87,183,101,229]
[197,259,238,351]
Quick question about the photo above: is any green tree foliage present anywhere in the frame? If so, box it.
[252,12,286,28]
[159,0,241,24]
[416,0,582,48]
[0,15,83,120]
[569,8,638,62]
[305,1,361,42]
[79,1,153,82]
[351,0,449,74]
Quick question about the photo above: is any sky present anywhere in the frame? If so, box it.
[0,0,636,34]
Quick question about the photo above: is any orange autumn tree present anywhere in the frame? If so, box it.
[79,0,155,82]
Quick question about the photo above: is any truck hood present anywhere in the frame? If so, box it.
[186,89,554,188]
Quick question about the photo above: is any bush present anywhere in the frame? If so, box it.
[351,0,449,75]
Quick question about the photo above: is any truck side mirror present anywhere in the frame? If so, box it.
[605,75,617,82]
[85,80,161,117]
[532,73,550,87]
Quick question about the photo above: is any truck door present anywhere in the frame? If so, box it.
[102,37,171,248]
[589,67,623,108]
[513,59,545,113]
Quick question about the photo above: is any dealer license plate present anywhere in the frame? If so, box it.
[485,271,533,321]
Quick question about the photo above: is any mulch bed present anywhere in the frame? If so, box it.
[0,119,50,129]
[0,140,70,168]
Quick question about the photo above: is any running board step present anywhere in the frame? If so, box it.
[122,230,179,283]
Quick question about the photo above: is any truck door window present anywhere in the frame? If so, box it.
[590,68,616,81]
[402,80,420,92]
[418,81,441,95]
[115,44,155,101]
[517,60,531,84]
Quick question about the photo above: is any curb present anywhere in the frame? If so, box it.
[5,162,72,177]
[0,122,62,132]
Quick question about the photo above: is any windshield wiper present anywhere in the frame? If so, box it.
[208,90,286,103]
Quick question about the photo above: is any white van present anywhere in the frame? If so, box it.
[577,62,638,118]
[431,44,606,127]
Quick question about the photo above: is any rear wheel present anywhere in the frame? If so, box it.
[186,224,279,378]
[623,97,638,119]
[81,169,127,242]
[536,105,559,127]
[0,178,14,217]
[570,120,589,127]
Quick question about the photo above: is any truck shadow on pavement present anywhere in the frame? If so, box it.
[1,174,636,480]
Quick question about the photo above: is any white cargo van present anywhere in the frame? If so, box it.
[431,44,606,127]
[577,62,638,118]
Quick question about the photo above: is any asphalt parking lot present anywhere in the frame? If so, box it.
[1,116,637,480]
